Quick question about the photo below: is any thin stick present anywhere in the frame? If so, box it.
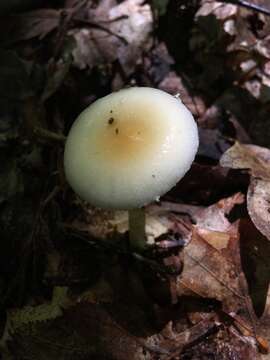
[34,127,66,143]
[222,0,270,16]
[128,208,146,250]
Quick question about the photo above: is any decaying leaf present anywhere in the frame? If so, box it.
[194,192,245,232]
[256,35,270,60]
[0,9,60,44]
[159,71,206,117]
[3,191,268,359]
[2,1,270,359]
[193,192,244,250]
[6,302,150,360]
[220,142,270,179]
[71,0,153,73]
[196,1,238,20]
[220,142,270,240]
[6,287,69,334]
[0,286,70,358]
[4,285,260,360]
[247,179,270,243]
[41,57,72,102]
[176,226,243,310]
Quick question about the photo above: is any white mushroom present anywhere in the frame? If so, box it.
[64,87,199,249]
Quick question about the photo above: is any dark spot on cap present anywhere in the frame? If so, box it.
[152,174,155,178]
[115,128,119,134]
[108,117,114,125]
[110,110,113,113]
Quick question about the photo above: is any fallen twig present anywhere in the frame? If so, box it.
[222,0,270,16]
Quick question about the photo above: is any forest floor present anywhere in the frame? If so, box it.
[1,0,270,359]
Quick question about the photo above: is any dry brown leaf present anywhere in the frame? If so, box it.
[220,142,270,179]
[247,179,270,241]
[220,142,270,240]
[176,227,244,311]
[194,192,245,232]
[172,215,269,355]
[71,0,153,73]
[196,1,238,20]
[196,228,231,250]
[65,188,268,356]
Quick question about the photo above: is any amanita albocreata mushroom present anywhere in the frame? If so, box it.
[64,87,199,249]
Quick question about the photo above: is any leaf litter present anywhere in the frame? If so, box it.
[220,142,270,240]
[1,0,270,359]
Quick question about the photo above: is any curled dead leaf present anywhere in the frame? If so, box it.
[220,142,270,179]
[247,179,270,241]
[220,142,270,240]
[194,192,245,233]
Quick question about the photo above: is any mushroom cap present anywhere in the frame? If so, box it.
[64,87,199,210]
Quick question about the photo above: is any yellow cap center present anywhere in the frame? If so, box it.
[92,111,166,164]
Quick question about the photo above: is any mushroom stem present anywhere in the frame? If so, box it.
[128,207,146,250]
